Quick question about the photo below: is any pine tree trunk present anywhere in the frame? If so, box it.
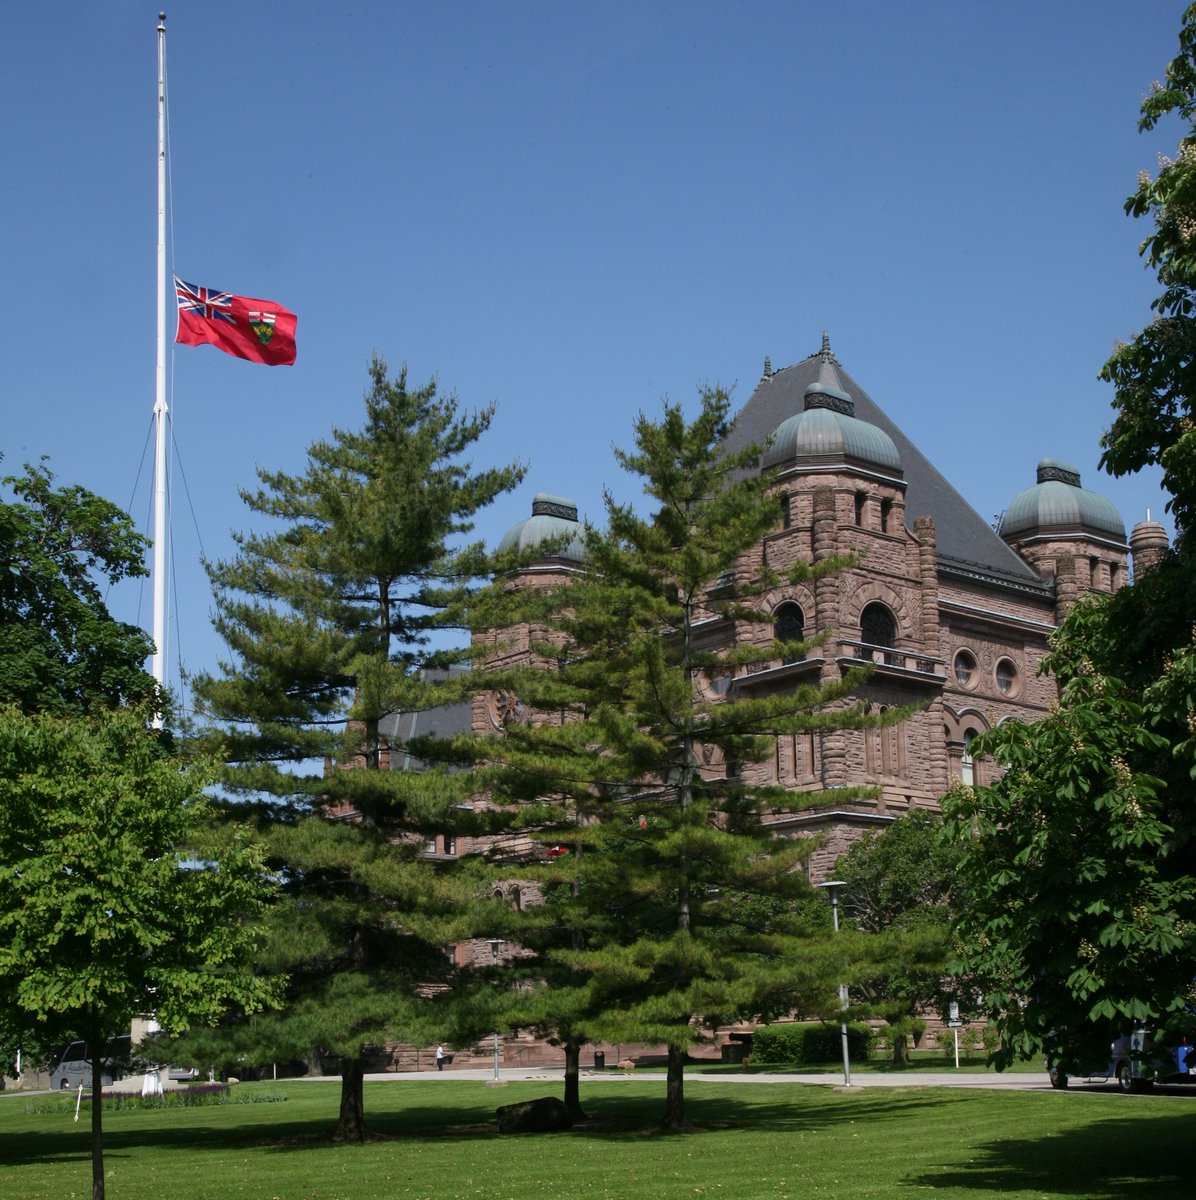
[332,1057,367,1142]
[893,1032,909,1065]
[90,1041,105,1200]
[563,1035,586,1118]
[660,1043,691,1131]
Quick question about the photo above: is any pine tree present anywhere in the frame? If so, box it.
[190,357,524,1140]
[466,387,892,1129]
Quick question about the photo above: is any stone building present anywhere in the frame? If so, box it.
[472,334,1162,883]
[371,334,1166,1071]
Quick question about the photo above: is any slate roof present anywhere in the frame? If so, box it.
[379,668,473,772]
[725,341,1049,593]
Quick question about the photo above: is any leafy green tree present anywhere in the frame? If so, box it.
[1100,1,1196,537]
[0,460,155,716]
[189,357,524,1140]
[943,10,1196,1071]
[466,387,893,1129]
[940,657,1194,1073]
[0,704,275,1200]
[833,811,956,1063]
[0,1025,57,1085]
[0,458,165,1105]
[941,548,1196,1071]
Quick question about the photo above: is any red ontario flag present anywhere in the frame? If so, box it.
[174,276,297,365]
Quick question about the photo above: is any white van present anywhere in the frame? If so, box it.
[49,1036,131,1091]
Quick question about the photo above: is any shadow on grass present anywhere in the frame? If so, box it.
[908,1109,1193,1199]
[357,1087,953,1144]
[0,1085,955,1166]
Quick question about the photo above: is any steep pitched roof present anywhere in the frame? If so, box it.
[726,341,1048,593]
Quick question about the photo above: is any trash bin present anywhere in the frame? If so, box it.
[594,1051,605,1070]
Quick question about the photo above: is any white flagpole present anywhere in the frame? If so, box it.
[151,11,168,722]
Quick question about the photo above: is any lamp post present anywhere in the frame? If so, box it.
[488,938,504,1082]
[818,880,851,1087]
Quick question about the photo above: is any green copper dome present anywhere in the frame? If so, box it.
[497,493,585,562]
[763,350,901,473]
[1002,459,1125,540]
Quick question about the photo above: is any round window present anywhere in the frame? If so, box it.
[994,658,1019,696]
[706,670,731,696]
[953,650,977,688]
[491,689,528,728]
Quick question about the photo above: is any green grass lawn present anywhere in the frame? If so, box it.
[1,1077,1189,1200]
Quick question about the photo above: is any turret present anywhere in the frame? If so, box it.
[1000,459,1128,611]
[1129,517,1169,577]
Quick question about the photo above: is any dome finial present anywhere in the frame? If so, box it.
[820,330,831,359]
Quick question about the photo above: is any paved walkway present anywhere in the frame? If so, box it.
[281,1067,1053,1091]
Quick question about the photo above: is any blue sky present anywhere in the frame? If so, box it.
[1,1,1187,711]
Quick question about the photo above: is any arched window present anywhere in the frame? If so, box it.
[854,491,867,527]
[961,730,976,786]
[779,492,791,530]
[773,602,805,663]
[860,602,896,650]
[880,498,893,533]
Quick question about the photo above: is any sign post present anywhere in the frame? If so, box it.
[948,1002,962,1069]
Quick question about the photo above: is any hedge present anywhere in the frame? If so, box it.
[752,1021,874,1065]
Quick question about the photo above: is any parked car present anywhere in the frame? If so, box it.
[1047,1026,1196,1092]
[49,1036,132,1091]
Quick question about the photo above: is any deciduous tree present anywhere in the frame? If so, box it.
[833,811,956,1063]
[1100,1,1196,537]
[943,8,1196,1072]
[0,460,155,716]
[0,704,274,1200]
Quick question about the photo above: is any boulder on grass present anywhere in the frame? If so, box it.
[496,1095,574,1134]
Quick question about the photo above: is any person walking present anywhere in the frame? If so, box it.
[435,1044,445,1072]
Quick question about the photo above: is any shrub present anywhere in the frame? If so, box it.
[24,1084,288,1116]
[935,1026,997,1060]
[752,1022,873,1065]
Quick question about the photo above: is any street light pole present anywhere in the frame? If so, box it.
[488,939,504,1082]
[818,880,852,1087]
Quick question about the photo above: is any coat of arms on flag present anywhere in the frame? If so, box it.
[174,276,297,365]
[247,311,278,347]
